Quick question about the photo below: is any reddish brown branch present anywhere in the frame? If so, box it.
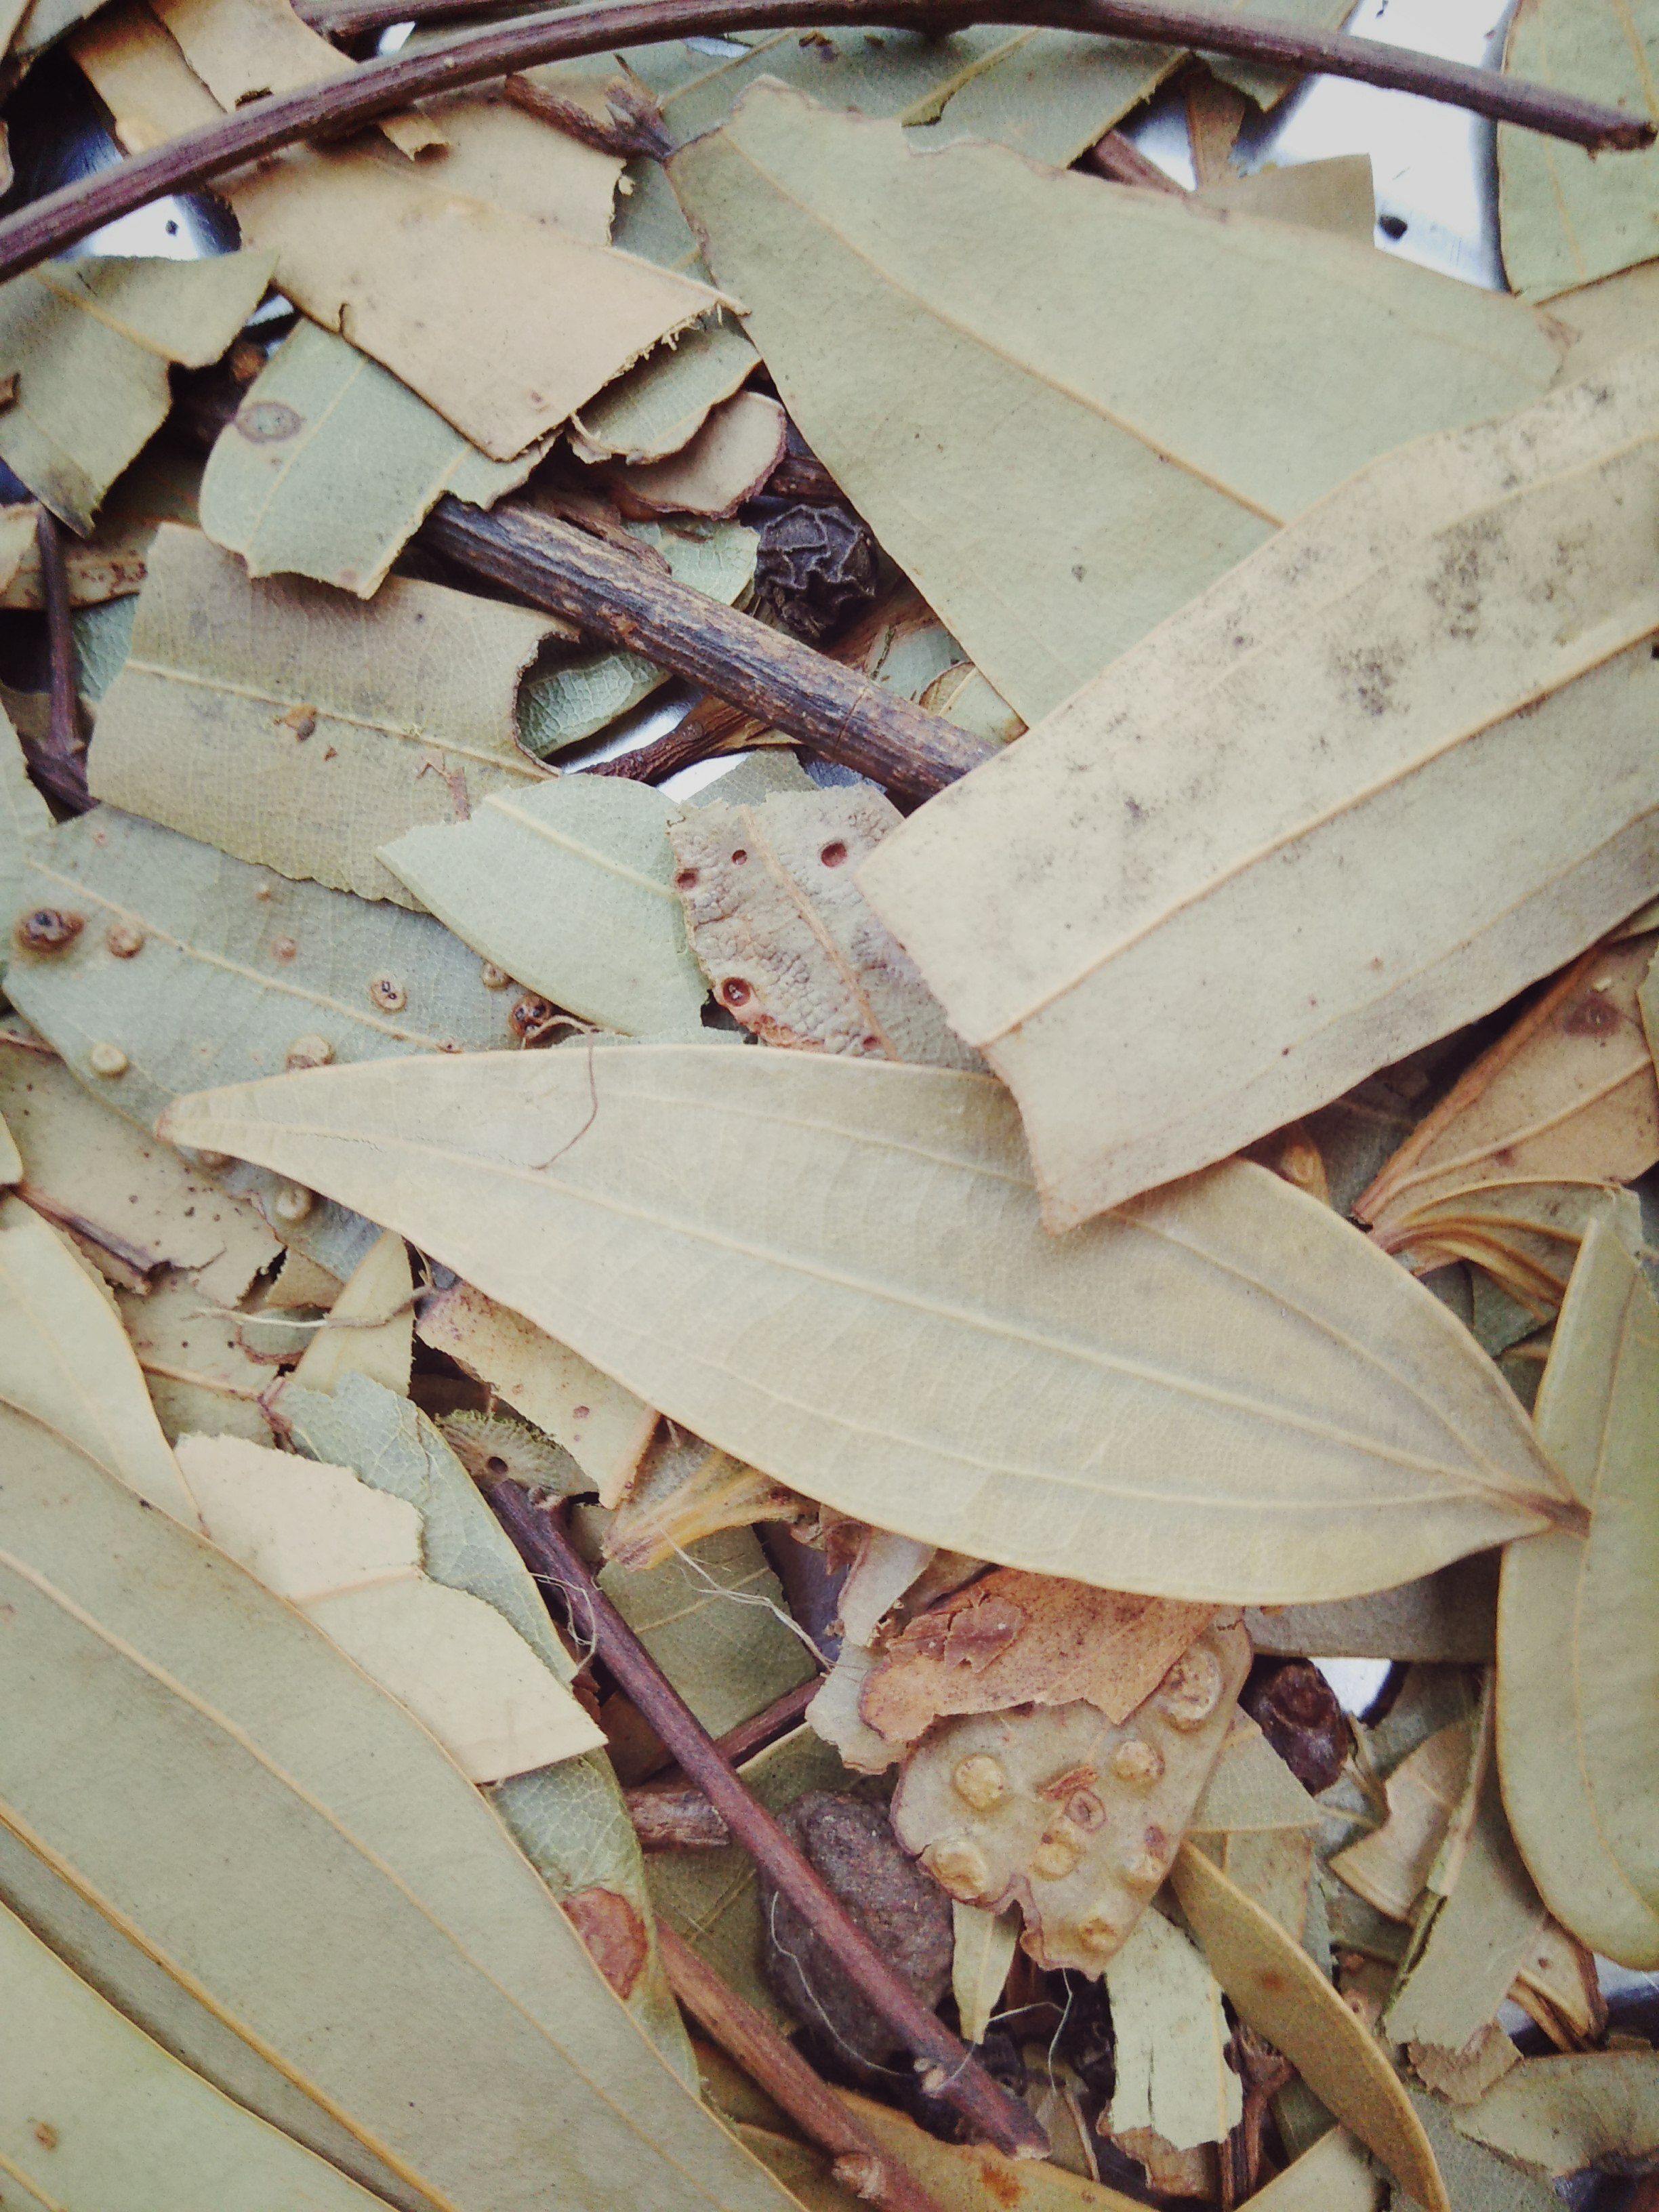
[25,509,91,815]
[487,1485,1047,2160]
[661,1928,951,2212]
[6,0,1646,283]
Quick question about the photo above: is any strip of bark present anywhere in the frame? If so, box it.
[627,1783,733,1849]
[5,0,1646,283]
[25,509,91,815]
[487,1484,1048,2159]
[1084,127,1189,191]
[427,501,992,804]
[661,1928,951,2212]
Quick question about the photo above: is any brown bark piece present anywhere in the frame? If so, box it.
[861,1568,1216,1744]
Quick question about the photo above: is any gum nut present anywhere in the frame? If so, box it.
[953,1754,1009,1811]
[1111,1738,1164,1786]
[925,1839,991,1901]
[272,1183,314,1223]
[1122,1849,1165,1890]
[1158,1643,1225,1730]
[1031,1828,1082,1882]
[1076,1910,1122,1957]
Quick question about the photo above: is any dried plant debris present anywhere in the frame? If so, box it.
[890,1618,1249,1972]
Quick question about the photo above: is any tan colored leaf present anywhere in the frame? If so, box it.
[1105,1904,1241,2149]
[1171,1844,1446,2211]
[572,316,758,464]
[1372,1178,1642,1330]
[201,321,553,598]
[1,706,52,954]
[1189,1713,1322,1835]
[0,503,36,597]
[1452,2052,1659,2178]
[891,1620,1249,1971]
[0,1108,18,1186]
[1409,2024,1519,2108]
[1329,1721,1475,1923]
[162,1047,1571,1605]
[1238,2130,1383,2211]
[859,352,1659,1227]
[0,1193,198,1521]
[1242,1556,1498,1663]
[151,0,443,154]
[612,391,787,518]
[605,1424,802,1573]
[1197,152,1376,240]
[89,525,561,905]
[175,1430,604,1778]
[0,1897,392,2212]
[287,1227,412,1396]
[670,787,981,1067]
[417,1275,656,1505]
[861,1569,1214,1744]
[380,775,708,1031]
[117,1266,277,1448]
[670,83,1557,724]
[1360,933,1659,1256]
[1512,1919,1605,2041]
[951,1900,1019,2045]
[0,251,272,530]
[1219,1826,1315,1941]
[0,1403,799,2212]
[0,445,201,611]
[1498,1220,1659,1965]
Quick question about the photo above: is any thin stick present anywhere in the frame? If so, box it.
[426,501,993,804]
[487,1485,1048,2160]
[5,0,1646,281]
[27,509,91,815]
[14,1183,160,1282]
[636,1674,823,1807]
[661,1927,951,2212]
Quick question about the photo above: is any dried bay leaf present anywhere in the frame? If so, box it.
[0,1110,18,1186]
[1452,2052,1659,2177]
[670,786,981,1067]
[1399,2083,1559,2212]
[1243,2128,1384,2211]
[416,1277,656,1505]
[163,1047,1570,1605]
[200,321,552,598]
[118,1265,275,1446]
[1189,1715,1322,1835]
[1105,1904,1242,2150]
[1243,1557,1499,1664]
[605,1424,801,1572]
[380,777,707,1035]
[1329,1721,1475,1924]
[89,524,561,906]
[0,1407,798,2212]
[1170,1845,1447,2211]
[859,353,1659,1227]
[281,1374,693,2075]
[1,705,52,947]
[611,390,787,518]
[287,1226,413,1396]
[1197,153,1377,241]
[0,1898,392,2212]
[0,252,273,531]
[951,1900,1018,2043]
[1497,1220,1659,1965]
[152,0,441,154]
[1499,0,1659,303]
[670,84,1557,724]
[572,316,758,464]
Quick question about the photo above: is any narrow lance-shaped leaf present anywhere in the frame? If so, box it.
[161,1046,1576,1607]
[0,708,50,945]
[1497,1218,1659,1966]
[0,1403,801,2212]
[668,83,1557,724]
[860,349,1659,1227]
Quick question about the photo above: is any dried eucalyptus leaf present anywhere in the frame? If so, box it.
[1190,1715,1322,1835]
[1242,2127,1383,2211]
[1197,153,1376,240]
[1105,1904,1242,2150]
[380,776,707,1033]
[201,321,553,597]
[572,316,758,464]
[612,391,786,518]
[1243,1558,1498,1664]
[163,1048,1570,1605]
[0,253,273,530]
[1171,1845,1446,2211]
[1330,1721,1475,1925]
[0,1898,390,2212]
[152,0,443,154]
[89,525,562,906]
[1499,0,1659,302]
[1451,2052,1659,2178]
[1396,2083,1557,2212]
[1498,1220,1659,1965]
[0,1406,798,2212]
[860,354,1659,1227]
[117,1267,274,1448]
[670,84,1557,723]
[1,711,50,949]
[951,1900,1019,2045]
[287,1227,413,1397]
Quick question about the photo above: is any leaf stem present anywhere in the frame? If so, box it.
[487,1484,1049,2160]
[5,0,1646,285]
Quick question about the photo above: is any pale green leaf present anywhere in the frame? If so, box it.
[517,520,757,755]
[0,1898,390,2212]
[0,253,274,530]
[89,524,562,905]
[0,706,50,949]
[380,776,708,1034]
[287,1226,413,1396]
[161,1046,1570,1605]
[200,321,552,598]
[0,1403,799,2212]
[669,83,1557,723]
[1242,1557,1498,1663]
[1242,2128,1383,2212]
[0,1109,18,1185]
[1190,1716,1322,1835]
[951,1900,1019,2044]
[1499,0,1659,302]
[1497,1219,1659,1964]
[1105,1904,1242,2150]
[117,1265,277,1447]
[573,314,759,463]
[1395,2084,1559,2212]
[859,351,1659,1227]
[1451,2052,1659,2177]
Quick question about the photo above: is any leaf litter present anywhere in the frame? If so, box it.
[3,16,1659,2212]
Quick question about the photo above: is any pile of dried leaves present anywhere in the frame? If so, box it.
[1,1,1659,2209]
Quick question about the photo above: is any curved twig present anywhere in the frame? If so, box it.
[2,0,1647,283]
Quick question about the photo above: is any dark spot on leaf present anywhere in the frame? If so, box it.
[820,841,848,867]
[722,977,752,1008]
[16,908,83,953]
[674,869,699,890]
[235,400,304,444]
[562,1888,648,2000]
[1563,994,1620,1037]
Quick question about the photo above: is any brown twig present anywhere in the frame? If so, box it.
[503,71,674,160]
[14,1183,161,1282]
[1082,127,1190,191]
[487,1485,1047,2160]
[426,501,993,804]
[25,508,91,816]
[7,0,1647,282]
[661,1931,950,2212]
[634,1675,824,1806]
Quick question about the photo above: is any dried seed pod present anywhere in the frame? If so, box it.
[890,1618,1250,1975]
[1241,1658,1349,1794]
[747,501,879,647]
